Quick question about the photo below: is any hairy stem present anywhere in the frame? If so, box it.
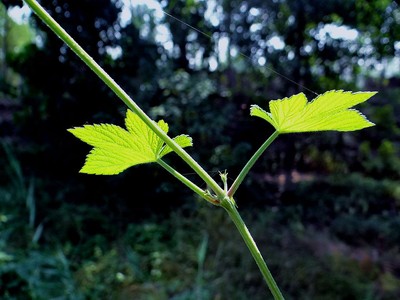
[221,199,285,300]
[23,0,225,199]
[228,131,279,197]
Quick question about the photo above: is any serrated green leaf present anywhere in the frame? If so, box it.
[68,110,192,175]
[250,90,376,133]
[160,134,193,157]
[67,124,138,149]
[81,146,153,175]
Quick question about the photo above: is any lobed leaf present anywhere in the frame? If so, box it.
[68,110,193,175]
[160,134,193,157]
[250,90,376,133]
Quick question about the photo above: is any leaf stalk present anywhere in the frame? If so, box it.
[157,159,219,205]
[228,131,279,197]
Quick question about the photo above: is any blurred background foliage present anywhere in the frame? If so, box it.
[0,0,399,299]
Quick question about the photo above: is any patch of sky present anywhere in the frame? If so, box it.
[318,24,359,40]
[7,3,32,24]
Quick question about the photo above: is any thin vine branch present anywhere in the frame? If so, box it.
[228,131,279,197]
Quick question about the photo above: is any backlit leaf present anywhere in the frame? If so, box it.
[68,110,192,175]
[160,134,193,157]
[250,90,376,133]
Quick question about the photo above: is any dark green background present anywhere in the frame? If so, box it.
[0,0,399,299]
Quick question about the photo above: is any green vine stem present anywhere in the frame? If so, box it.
[23,1,285,299]
[221,198,285,300]
[228,131,279,197]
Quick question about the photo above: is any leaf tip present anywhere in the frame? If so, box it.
[66,127,77,134]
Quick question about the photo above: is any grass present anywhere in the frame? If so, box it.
[2,196,399,299]
[1,142,400,299]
